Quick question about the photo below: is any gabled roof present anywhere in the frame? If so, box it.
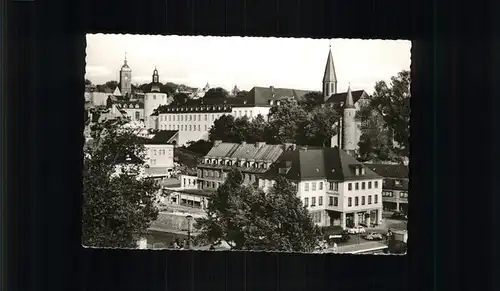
[364,163,409,179]
[325,90,367,105]
[262,147,381,181]
[247,86,314,106]
[204,142,284,162]
[113,87,122,96]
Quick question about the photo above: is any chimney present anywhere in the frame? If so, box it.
[214,140,222,147]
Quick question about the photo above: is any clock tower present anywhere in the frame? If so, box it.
[119,53,132,96]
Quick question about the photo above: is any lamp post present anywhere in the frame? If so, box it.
[186,215,193,249]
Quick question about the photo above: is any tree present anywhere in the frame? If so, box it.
[204,87,229,100]
[356,103,401,163]
[185,139,213,156]
[208,114,238,142]
[246,114,272,143]
[195,170,321,252]
[173,92,189,105]
[105,81,119,91]
[82,119,161,248]
[299,91,323,111]
[85,79,92,86]
[370,70,410,157]
[235,90,249,99]
[268,99,308,144]
[303,105,340,147]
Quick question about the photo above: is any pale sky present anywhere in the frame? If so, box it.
[85,34,411,94]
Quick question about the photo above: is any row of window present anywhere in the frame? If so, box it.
[303,181,380,192]
[160,124,208,132]
[158,110,255,122]
[382,191,409,198]
[183,178,197,187]
[383,179,406,187]
[150,149,170,156]
[201,169,226,179]
[347,181,379,191]
[199,180,221,189]
[347,195,379,207]
[304,196,340,207]
[204,158,270,170]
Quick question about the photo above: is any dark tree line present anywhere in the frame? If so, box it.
[208,95,340,147]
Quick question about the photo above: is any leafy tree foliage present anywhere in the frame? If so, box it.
[267,99,308,144]
[85,79,92,86]
[370,70,410,157]
[299,91,323,112]
[303,105,340,147]
[105,81,119,91]
[83,119,161,248]
[173,92,189,105]
[204,87,229,99]
[357,70,410,161]
[185,139,213,156]
[195,170,321,252]
[235,90,249,99]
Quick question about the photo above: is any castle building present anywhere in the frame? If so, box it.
[150,86,312,146]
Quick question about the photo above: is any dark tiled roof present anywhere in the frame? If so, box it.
[325,90,367,105]
[382,179,409,191]
[150,130,178,144]
[156,97,250,114]
[262,147,381,181]
[204,142,284,162]
[364,164,409,179]
[248,86,313,106]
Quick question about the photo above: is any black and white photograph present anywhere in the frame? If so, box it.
[83,34,411,254]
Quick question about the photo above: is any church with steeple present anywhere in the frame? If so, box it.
[321,45,370,156]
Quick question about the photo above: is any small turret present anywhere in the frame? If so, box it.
[342,84,357,153]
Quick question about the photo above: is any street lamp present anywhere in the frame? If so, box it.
[186,215,193,249]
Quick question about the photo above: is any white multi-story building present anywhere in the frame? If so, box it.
[258,146,383,228]
[150,87,312,146]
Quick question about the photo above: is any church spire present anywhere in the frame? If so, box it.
[322,44,338,100]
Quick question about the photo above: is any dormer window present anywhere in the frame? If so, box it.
[395,180,402,186]
[276,101,281,106]
[243,100,247,104]
[355,167,360,176]
[361,168,366,175]
[269,100,274,105]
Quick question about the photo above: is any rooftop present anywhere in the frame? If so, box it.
[204,141,285,162]
[262,146,381,181]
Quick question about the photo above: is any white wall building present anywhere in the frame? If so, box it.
[258,146,383,228]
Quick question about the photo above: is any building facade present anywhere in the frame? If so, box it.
[196,141,288,191]
[364,163,409,213]
[259,147,384,228]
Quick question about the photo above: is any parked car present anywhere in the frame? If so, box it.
[347,226,366,234]
[363,232,384,241]
[390,211,408,220]
[326,231,351,244]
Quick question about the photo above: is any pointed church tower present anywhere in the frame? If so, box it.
[342,85,357,154]
[322,45,338,101]
[119,53,132,96]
